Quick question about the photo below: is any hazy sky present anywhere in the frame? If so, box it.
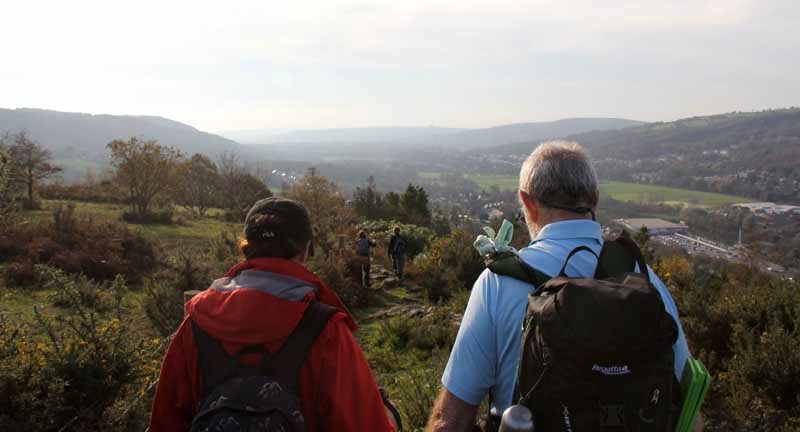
[2,0,798,131]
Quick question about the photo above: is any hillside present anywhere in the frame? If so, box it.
[223,119,642,151]
[433,117,642,151]
[216,118,643,166]
[0,109,645,185]
[223,118,641,150]
[492,109,800,204]
[222,126,467,145]
[0,108,242,181]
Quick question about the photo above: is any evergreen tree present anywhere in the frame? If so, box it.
[353,176,385,220]
[401,184,432,226]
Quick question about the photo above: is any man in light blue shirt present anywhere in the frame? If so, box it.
[426,141,697,431]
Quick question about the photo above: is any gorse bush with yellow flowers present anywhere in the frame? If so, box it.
[411,229,484,302]
[0,266,164,431]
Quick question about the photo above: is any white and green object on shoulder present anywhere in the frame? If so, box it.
[676,357,710,432]
[474,219,518,257]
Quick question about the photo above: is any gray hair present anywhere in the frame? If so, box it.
[518,141,599,213]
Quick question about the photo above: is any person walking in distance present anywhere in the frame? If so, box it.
[388,227,407,281]
[357,230,377,288]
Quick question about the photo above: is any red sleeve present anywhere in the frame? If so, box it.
[309,314,396,432]
[148,318,200,432]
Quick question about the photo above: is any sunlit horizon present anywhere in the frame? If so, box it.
[2,0,799,132]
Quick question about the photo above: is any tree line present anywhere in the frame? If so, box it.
[0,132,275,222]
[352,176,432,226]
[0,132,438,235]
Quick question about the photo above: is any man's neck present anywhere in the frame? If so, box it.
[529,214,592,238]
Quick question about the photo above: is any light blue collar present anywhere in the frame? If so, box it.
[530,219,603,245]
[209,270,316,301]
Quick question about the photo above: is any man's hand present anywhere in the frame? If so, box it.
[426,388,478,432]
[693,412,704,432]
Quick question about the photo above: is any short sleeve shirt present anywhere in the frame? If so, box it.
[441,220,691,411]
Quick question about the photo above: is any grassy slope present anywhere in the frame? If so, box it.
[1,201,237,334]
[2,203,438,427]
[32,199,237,242]
[468,175,752,208]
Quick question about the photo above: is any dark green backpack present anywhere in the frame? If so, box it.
[483,234,680,432]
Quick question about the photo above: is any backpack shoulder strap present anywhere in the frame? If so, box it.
[595,233,651,282]
[485,251,551,288]
[192,319,258,398]
[265,300,338,390]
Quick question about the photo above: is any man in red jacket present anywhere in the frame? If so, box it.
[149,197,398,432]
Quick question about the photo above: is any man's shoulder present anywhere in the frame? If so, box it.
[472,267,537,312]
[517,244,566,278]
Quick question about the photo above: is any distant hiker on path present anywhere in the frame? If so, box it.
[426,141,700,432]
[357,229,377,288]
[388,227,407,280]
[149,197,399,432]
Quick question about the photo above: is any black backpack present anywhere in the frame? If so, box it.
[393,236,407,256]
[189,301,336,432]
[484,235,680,432]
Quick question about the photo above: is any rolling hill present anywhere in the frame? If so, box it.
[222,126,467,145]
[430,117,643,150]
[492,109,800,204]
[221,118,642,151]
[0,108,242,181]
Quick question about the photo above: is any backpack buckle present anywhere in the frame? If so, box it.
[598,402,626,427]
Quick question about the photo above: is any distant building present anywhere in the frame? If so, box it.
[615,218,689,236]
[732,202,800,215]
[480,208,504,221]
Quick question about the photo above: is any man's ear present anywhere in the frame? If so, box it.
[519,190,539,223]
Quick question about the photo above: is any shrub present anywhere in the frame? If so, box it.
[3,204,157,285]
[5,258,35,286]
[412,229,484,301]
[375,310,457,354]
[208,228,242,274]
[143,278,185,337]
[357,220,435,260]
[362,306,460,430]
[726,319,800,431]
[35,265,127,312]
[39,181,122,204]
[0,273,157,431]
[389,349,449,430]
[309,251,366,310]
[665,256,800,429]
[143,248,215,336]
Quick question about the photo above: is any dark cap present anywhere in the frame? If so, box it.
[244,197,312,255]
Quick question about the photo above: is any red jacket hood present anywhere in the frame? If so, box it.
[185,258,357,345]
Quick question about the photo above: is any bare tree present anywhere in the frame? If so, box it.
[177,153,221,216]
[286,167,353,254]
[217,151,272,219]
[8,130,61,209]
[0,133,16,220]
[107,137,182,220]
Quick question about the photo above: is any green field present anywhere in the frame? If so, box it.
[31,200,238,244]
[467,175,752,208]
[599,181,752,208]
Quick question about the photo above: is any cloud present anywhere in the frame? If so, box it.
[0,0,797,129]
